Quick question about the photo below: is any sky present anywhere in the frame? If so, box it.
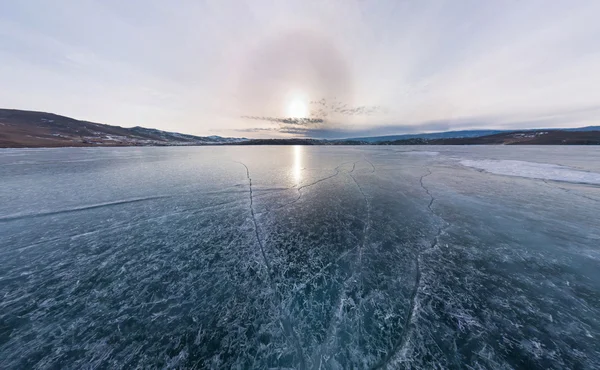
[1,0,600,139]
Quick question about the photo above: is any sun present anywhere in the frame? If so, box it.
[288,98,308,118]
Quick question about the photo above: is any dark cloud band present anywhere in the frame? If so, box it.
[241,116,324,125]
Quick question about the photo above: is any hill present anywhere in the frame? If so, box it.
[0,109,244,148]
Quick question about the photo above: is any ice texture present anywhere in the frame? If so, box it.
[398,150,440,156]
[460,159,600,185]
[1,146,599,369]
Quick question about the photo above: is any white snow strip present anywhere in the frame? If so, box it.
[460,159,600,185]
[399,151,439,156]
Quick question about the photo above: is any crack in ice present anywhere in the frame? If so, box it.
[363,156,376,173]
[542,179,600,203]
[0,195,171,223]
[236,161,273,276]
[237,159,376,368]
[266,161,354,213]
[349,172,371,293]
[311,168,372,369]
[376,167,449,369]
[236,161,307,369]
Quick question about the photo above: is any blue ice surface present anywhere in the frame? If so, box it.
[1,145,599,369]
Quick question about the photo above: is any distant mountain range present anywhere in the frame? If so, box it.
[341,126,600,143]
[0,109,245,148]
[1,108,599,147]
[343,130,508,143]
[374,129,600,145]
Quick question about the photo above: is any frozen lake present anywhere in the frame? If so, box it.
[1,146,599,369]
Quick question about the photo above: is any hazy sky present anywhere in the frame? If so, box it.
[1,1,599,138]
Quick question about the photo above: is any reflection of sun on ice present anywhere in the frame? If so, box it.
[292,145,302,183]
[288,99,308,118]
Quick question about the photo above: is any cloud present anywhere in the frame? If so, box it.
[241,116,324,125]
[233,127,279,133]
[309,99,386,118]
[277,120,454,139]
[239,98,388,136]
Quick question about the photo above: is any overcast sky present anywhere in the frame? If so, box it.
[1,1,599,138]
